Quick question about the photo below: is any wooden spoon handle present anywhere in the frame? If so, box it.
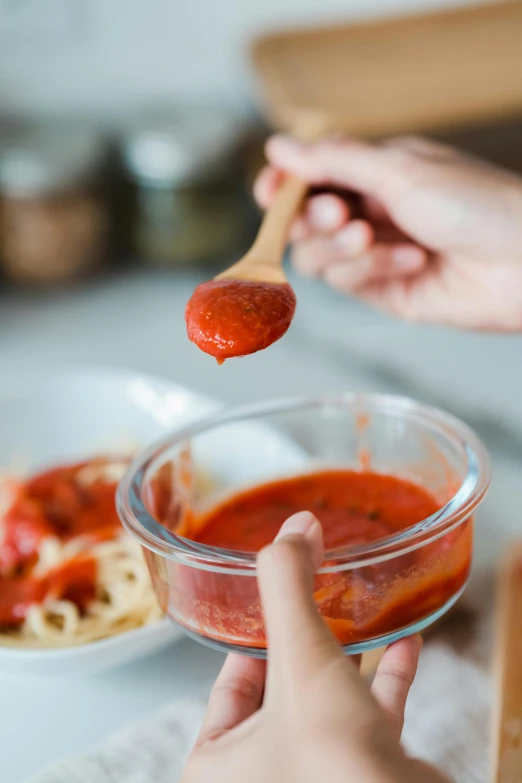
[249,175,308,263]
[243,110,331,274]
[492,544,522,782]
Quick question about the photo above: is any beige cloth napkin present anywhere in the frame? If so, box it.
[27,701,205,783]
[403,574,493,782]
[27,577,494,783]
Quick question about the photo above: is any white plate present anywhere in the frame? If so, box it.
[0,367,219,677]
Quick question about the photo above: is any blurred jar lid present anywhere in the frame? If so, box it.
[121,103,249,187]
[0,123,107,198]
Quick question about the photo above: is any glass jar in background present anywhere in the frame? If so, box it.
[0,125,109,286]
[121,104,256,267]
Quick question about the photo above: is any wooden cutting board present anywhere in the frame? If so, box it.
[492,544,522,782]
[251,1,522,138]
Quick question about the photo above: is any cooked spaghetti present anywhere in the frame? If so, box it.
[0,457,162,648]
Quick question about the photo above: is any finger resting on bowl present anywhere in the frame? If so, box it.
[370,634,423,741]
[196,654,267,746]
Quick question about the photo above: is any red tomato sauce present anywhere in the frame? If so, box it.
[185,279,296,362]
[166,470,472,649]
[0,459,124,628]
[194,471,439,551]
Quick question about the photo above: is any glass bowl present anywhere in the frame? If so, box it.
[116,393,491,657]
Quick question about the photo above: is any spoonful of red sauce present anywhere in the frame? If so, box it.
[185,176,306,363]
[185,279,296,363]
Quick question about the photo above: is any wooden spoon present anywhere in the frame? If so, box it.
[216,174,309,287]
[185,113,328,363]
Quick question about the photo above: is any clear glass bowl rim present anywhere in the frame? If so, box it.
[116,392,491,574]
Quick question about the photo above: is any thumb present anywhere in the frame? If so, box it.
[257,512,342,683]
[266,135,401,200]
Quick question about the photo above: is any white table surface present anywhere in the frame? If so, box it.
[2,267,522,782]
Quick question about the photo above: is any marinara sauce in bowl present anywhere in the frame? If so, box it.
[117,394,491,656]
